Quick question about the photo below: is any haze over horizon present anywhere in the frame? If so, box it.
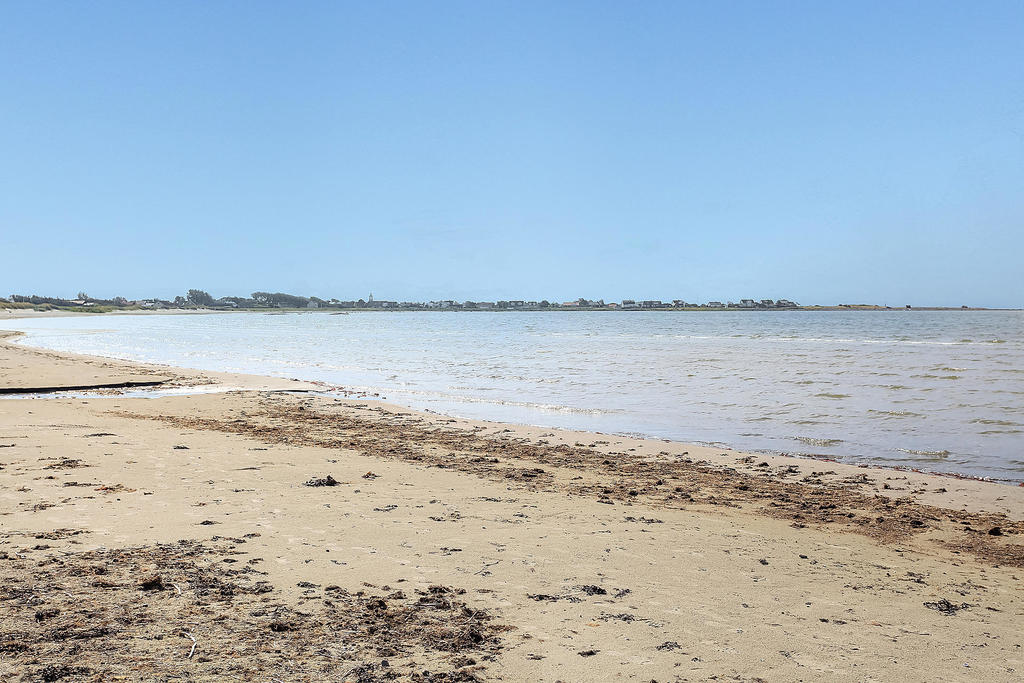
[2,2,1023,308]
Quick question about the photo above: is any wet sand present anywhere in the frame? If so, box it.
[1,334,1023,681]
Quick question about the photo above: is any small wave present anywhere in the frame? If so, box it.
[867,409,922,418]
[896,448,951,457]
[368,385,619,415]
[815,392,850,399]
[970,418,1022,426]
[793,436,843,447]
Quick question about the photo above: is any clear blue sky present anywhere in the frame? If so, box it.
[2,1,1022,306]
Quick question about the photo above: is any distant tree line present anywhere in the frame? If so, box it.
[252,292,311,308]
[186,289,215,306]
[9,294,128,306]
[177,291,319,308]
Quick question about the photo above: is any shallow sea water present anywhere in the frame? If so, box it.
[4,310,1022,481]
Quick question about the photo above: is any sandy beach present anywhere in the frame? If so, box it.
[1,331,1023,682]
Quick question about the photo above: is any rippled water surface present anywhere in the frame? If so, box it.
[4,311,1023,480]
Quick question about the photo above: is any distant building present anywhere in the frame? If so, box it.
[707,301,725,308]
[621,300,639,309]
[640,300,664,308]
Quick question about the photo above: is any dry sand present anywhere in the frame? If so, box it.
[1,333,1022,682]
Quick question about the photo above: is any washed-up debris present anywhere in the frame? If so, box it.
[924,599,972,615]
[36,664,90,681]
[504,467,546,481]
[624,516,663,524]
[94,484,135,494]
[528,584,619,603]
[303,475,338,487]
[656,641,681,651]
[428,511,463,523]
[0,539,509,679]
[43,458,91,470]
[599,612,638,622]
[138,575,165,591]
[32,529,85,540]
[527,593,579,603]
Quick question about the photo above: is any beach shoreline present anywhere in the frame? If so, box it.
[1,333,1023,680]
[3,306,1019,324]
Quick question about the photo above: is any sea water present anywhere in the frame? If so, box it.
[4,310,1022,481]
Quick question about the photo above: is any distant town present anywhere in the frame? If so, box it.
[2,291,990,313]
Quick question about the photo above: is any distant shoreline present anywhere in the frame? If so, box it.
[2,305,1017,320]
